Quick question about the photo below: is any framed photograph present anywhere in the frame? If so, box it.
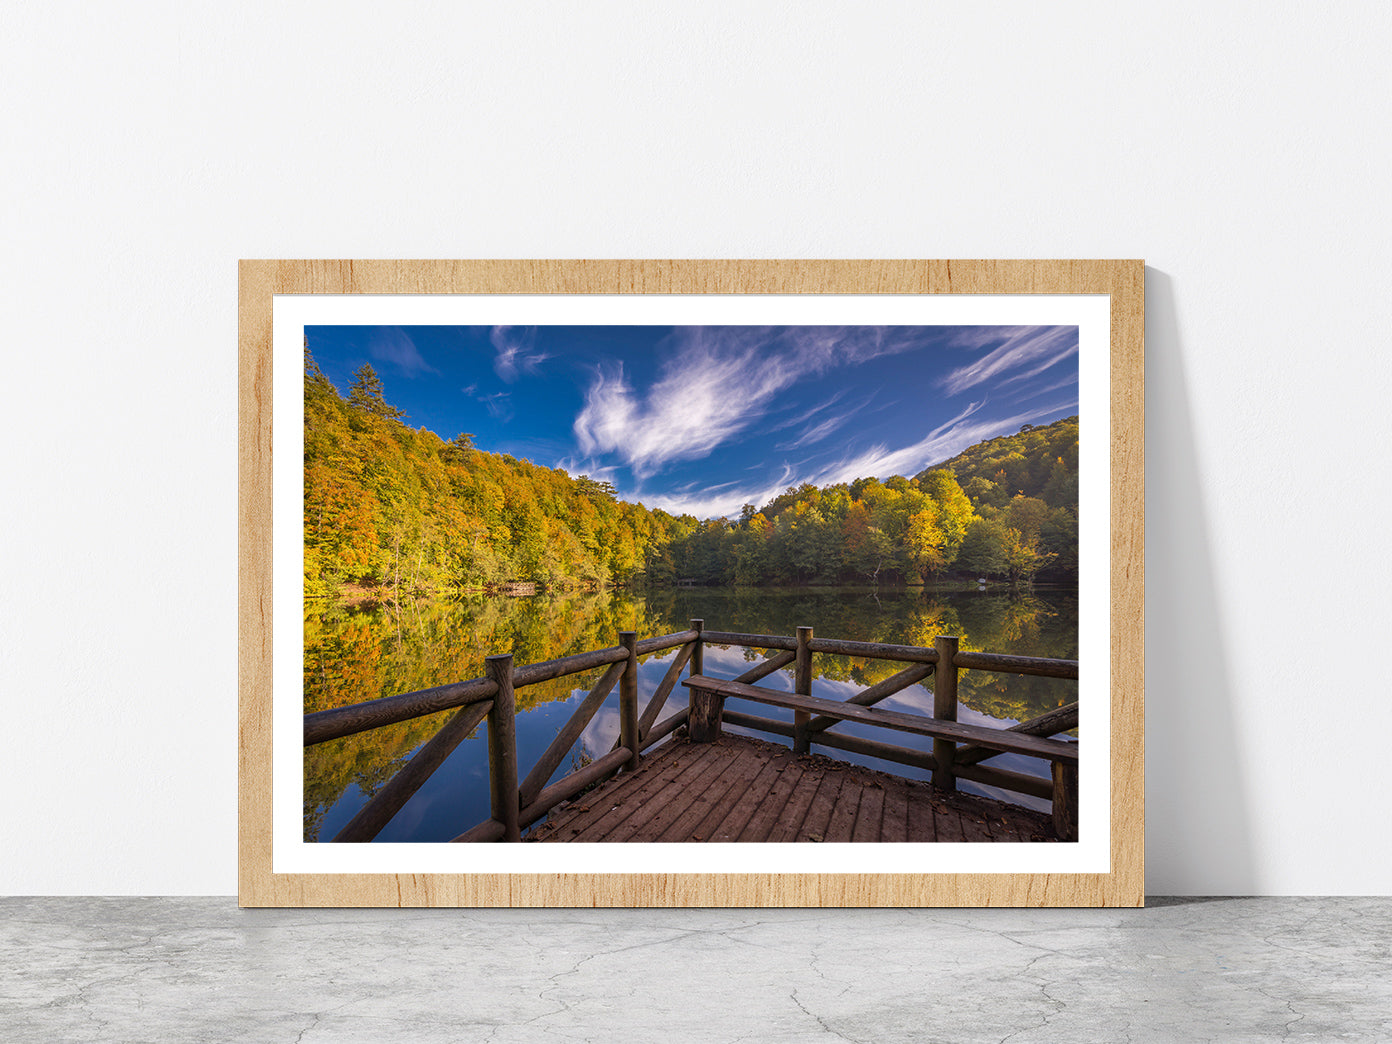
[239,260,1143,906]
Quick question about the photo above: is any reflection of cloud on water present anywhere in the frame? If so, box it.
[538,648,692,767]
[882,687,1012,727]
[579,707,620,759]
[697,644,797,685]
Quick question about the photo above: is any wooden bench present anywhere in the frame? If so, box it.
[681,675,1077,762]
[681,674,1079,840]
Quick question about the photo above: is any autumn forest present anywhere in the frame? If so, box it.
[304,353,1080,602]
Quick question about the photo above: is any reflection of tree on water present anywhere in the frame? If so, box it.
[303,589,674,840]
[303,585,1076,840]
[950,591,1076,727]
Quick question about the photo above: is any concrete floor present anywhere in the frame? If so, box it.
[1,897,1388,1042]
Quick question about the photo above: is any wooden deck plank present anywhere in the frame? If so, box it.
[958,808,994,843]
[700,749,795,842]
[985,813,1022,843]
[682,740,790,846]
[737,757,810,842]
[598,742,739,842]
[602,740,744,842]
[823,777,864,842]
[655,740,774,842]
[905,785,937,842]
[881,779,910,843]
[798,768,848,843]
[567,746,707,846]
[932,800,967,842]
[957,791,1018,843]
[532,734,1057,844]
[851,783,886,843]
[763,760,822,842]
[567,741,715,841]
[536,741,683,835]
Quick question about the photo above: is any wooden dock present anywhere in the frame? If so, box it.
[528,733,1058,843]
[304,620,1079,844]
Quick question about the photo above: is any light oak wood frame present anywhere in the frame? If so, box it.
[239,259,1143,907]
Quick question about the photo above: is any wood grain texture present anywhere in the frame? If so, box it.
[239,258,1143,907]
[680,675,1079,762]
[526,740,1046,846]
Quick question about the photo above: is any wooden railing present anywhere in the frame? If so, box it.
[682,626,1079,839]
[304,624,705,843]
[302,619,1079,843]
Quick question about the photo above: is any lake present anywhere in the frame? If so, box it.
[304,585,1078,841]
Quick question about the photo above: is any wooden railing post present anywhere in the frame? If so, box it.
[690,618,704,677]
[1052,760,1078,841]
[485,654,520,842]
[933,635,959,791]
[793,625,813,754]
[619,631,640,772]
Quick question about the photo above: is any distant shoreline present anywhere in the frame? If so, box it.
[311,576,1078,609]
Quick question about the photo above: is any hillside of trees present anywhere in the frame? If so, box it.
[918,415,1079,583]
[304,354,696,601]
[304,352,1079,600]
[663,416,1080,587]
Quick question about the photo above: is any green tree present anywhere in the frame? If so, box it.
[440,432,474,464]
[957,517,1012,578]
[1006,495,1051,544]
[348,364,406,420]
[575,475,618,502]
[1038,507,1078,580]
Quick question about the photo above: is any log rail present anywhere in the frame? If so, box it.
[304,620,1079,843]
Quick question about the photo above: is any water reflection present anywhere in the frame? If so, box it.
[304,585,1076,840]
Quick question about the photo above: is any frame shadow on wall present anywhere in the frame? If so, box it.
[1144,267,1255,891]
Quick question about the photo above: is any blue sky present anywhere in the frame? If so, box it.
[306,325,1079,519]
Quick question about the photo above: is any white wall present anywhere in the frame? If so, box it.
[2,3,1387,895]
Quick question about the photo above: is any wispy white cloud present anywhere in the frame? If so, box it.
[700,479,742,494]
[938,326,1077,395]
[634,462,800,520]
[572,327,931,479]
[369,327,438,377]
[460,381,517,423]
[478,391,513,422]
[941,326,1037,351]
[999,343,1079,386]
[798,400,990,487]
[764,389,850,433]
[774,401,867,451]
[491,326,552,382]
[1011,372,1080,402]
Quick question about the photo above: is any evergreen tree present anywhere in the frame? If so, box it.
[348,364,406,419]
